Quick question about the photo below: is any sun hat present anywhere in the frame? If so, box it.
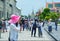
[8,14,21,23]
[49,19,52,20]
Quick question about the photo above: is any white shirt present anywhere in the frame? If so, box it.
[9,23,20,40]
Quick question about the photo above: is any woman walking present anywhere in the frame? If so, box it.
[37,20,43,37]
[8,14,21,41]
[48,19,52,33]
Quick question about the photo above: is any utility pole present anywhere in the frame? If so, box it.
[45,0,47,7]
[52,0,54,8]
[45,0,47,3]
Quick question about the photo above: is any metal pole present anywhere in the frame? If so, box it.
[52,0,54,8]
[45,0,47,3]
[45,0,47,7]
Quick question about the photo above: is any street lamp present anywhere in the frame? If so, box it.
[45,0,47,8]
[45,0,47,3]
[52,0,54,8]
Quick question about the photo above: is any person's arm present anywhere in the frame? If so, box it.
[15,27,20,31]
[11,24,20,31]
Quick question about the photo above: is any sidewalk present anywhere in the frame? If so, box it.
[44,24,60,41]
[0,26,10,41]
[0,27,54,41]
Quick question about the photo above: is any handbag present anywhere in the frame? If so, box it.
[8,37,10,41]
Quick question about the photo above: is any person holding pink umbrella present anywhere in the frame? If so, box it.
[8,14,21,41]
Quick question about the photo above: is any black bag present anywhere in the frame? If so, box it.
[0,21,2,29]
[8,37,10,41]
[33,22,37,28]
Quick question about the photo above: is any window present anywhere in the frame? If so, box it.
[48,4,53,8]
[55,3,60,7]
[9,4,12,7]
[0,11,2,19]
[1,0,4,2]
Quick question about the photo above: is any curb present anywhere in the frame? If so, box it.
[44,28,58,41]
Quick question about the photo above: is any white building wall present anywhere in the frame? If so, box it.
[15,7,21,16]
[0,0,4,19]
[0,0,21,19]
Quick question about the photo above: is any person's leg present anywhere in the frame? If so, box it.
[34,28,36,37]
[30,27,31,31]
[40,31,43,37]
[3,27,5,32]
[38,28,40,37]
[55,25,57,31]
[5,26,7,32]
[23,24,25,31]
[31,28,33,37]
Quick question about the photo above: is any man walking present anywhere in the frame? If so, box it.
[31,19,37,37]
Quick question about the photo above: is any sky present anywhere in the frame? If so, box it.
[16,0,60,16]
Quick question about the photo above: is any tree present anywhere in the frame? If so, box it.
[39,8,50,21]
[43,8,50,13]
[39,14,44,21]
[57,13,60,18]
[50,12,58,20]
[21,15,24,17]
[45,15,51,20]
[25,16,28,19]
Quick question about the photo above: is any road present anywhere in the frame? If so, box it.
[0,26,55,41]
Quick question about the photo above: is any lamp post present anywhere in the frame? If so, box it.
[45,0,47,7]
[52,0,54,8]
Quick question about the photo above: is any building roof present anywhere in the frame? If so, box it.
[47,2,60,4]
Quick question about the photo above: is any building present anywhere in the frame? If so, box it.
[0,0,21,19]
[46,2,60,13]
[0,0,4,19]
[15,7,21,16]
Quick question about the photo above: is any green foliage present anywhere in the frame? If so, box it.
[21,15,24,17]
[38,8,59,21]
[50,12,58,20]
[25,16,28,19]
[45,15,51,20]
[28,15,31,18]
[43,8,50,13]
[39,8,50,20]
[57,13,60,18]
[39,14,44,21]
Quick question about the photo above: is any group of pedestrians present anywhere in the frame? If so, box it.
[20,18,43,37]
[0,18,9,39]
[47,19,58,33]
[0,14,58,41]
[0,19,8,33]
[31,19,43,37]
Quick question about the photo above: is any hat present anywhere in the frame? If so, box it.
[49,19,52,20]
[8,14,21,23]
